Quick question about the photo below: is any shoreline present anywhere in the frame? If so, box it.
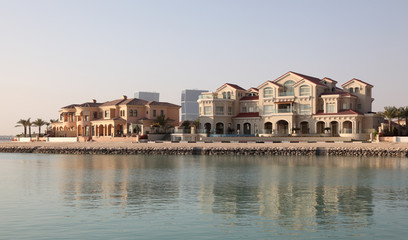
[1,142,408,157]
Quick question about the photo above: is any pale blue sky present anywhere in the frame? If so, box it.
[1,0,407,135]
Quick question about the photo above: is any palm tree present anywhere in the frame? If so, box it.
[401,106,408,135]
[33,119,47,136]
[395,107,405,135]
[379,106,397,133]
[15,119,29,137]
[26,118,32,137]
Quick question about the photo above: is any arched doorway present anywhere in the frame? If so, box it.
[343,121,352,134]
[300,121,309,134]
[77,125,82,136]
[204,123,211,134]
[316,121,325,134]
[243,122,251,135]
[215,122,224,134]
[330,121,339,136]
[108,124,113,136]
[277,120,289,135]
[264,122,272,134]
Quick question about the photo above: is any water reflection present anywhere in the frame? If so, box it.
[56,155,407,230]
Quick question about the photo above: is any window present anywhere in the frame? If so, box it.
[326,103,335,113]
[134,110,138,117]
[299,104,311,115]
[216,106,224,115]
[355,87,359,93]
[227,92,231,99]
[264,87,273,98]
[222,92,226,99]
[129,110,133,117]
[242,106,247,112]
[160,110,164,116]
[300,85,310,96]
[349,88,354,93]
[105,110,110,118]
[85,115,89,121]
[343,103,347,110]
[153,110,156,117]
[248,106,254,112]
[263,105,274,114]
[204,106,211,115]
[228,107,232,115]
[282,80,295,96]
[93,112,97,119]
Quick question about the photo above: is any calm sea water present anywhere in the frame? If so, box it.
[0,153,408,240]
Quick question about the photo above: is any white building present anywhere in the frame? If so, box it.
[181,89,208,121]
[134,91,160,102]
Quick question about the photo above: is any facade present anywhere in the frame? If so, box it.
[181,89,208,121]
[51,95,180,138]
[198,71,381,139]
[134,91,160,102]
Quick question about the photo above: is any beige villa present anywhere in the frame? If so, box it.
[51,95,180,140]
[198,71,382,139]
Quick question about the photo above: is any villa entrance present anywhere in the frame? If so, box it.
[300,121,309,134]
[243,123,251,135]
[277,120,289,135]
[316,121,325,134]
[343,121,352,134]
[264,122,272,134]
[204,123,211,134]
[215,122,224,134]
[330,121,339,136]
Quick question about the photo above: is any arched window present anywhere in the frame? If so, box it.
[129,110,133,117]
[283,80,295,96]
[264,87,273,98]
[227,91,231,99]
[300,85,310,96]
[222,92,227,99]
[134,110,138,117]
[354,87,359,93]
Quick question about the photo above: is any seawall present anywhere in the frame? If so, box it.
[1,142,408,157]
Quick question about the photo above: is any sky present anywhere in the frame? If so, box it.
[1,0,407,135]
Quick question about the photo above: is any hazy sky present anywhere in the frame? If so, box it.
[1,0,407,135]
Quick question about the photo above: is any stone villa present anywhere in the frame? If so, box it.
[197,71,382,139]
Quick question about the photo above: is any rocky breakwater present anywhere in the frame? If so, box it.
[0,145,317,156]
[327,147,408,157]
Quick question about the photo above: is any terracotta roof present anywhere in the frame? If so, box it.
[314,110,363,116]
[119,98,148,106]
[100,99,127,107]
[240,96,259,101]
[147,101,180,108]
[77,102,102,108]
[342,78,373,88]
[248,87,259,92]
[233,112,260,118]
[289,71,326,87]
[217,83,246,91]
[257,80,282,89]
[62,104,79,109]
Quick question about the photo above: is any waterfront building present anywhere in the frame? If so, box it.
[197,71,382,139]
[181,89,208,121]
[51,95,180,139]
[134,91,160,102]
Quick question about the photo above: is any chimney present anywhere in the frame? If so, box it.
[92,99,97,103]
[122,95,127,99]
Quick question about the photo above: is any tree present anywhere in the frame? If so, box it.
[379,106,397,133]
[155,115,168,128]
[396,107,405,135]
[192,118,200,129]
[401,106,408,135]
[33,119,47,136]
[15,119,29,137]
[27,118,32,137]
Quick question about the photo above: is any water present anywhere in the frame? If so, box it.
[0,153,408,239]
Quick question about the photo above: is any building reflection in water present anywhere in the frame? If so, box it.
[58,154,408,230]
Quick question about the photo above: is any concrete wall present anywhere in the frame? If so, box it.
[47,137,78,142]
